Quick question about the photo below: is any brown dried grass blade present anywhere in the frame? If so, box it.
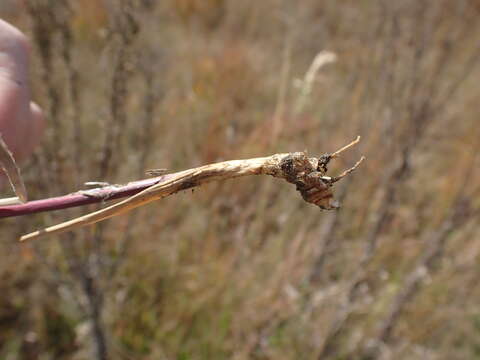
[0,133,27,203]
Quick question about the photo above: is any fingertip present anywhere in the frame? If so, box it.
[0,19,30,48]
[17,102,46,161]
[0,19,32,77]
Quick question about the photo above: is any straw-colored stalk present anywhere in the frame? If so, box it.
[20,138,364,241]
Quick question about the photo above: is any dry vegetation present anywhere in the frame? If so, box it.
[1,0,480,359]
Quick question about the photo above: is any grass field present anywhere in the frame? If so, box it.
[1,1,480,359]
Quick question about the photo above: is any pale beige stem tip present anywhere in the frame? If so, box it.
[331,136,361,158]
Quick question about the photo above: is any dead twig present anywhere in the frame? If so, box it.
[18,138,364,241]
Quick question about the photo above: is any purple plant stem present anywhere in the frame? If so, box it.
[0,175,171,219]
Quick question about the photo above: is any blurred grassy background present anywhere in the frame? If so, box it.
[1,0,480,359]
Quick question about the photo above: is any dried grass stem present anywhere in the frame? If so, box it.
[19,142,363,241]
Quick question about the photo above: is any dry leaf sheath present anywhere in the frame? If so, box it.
[20,138,364,241]
[0,134,28,203]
